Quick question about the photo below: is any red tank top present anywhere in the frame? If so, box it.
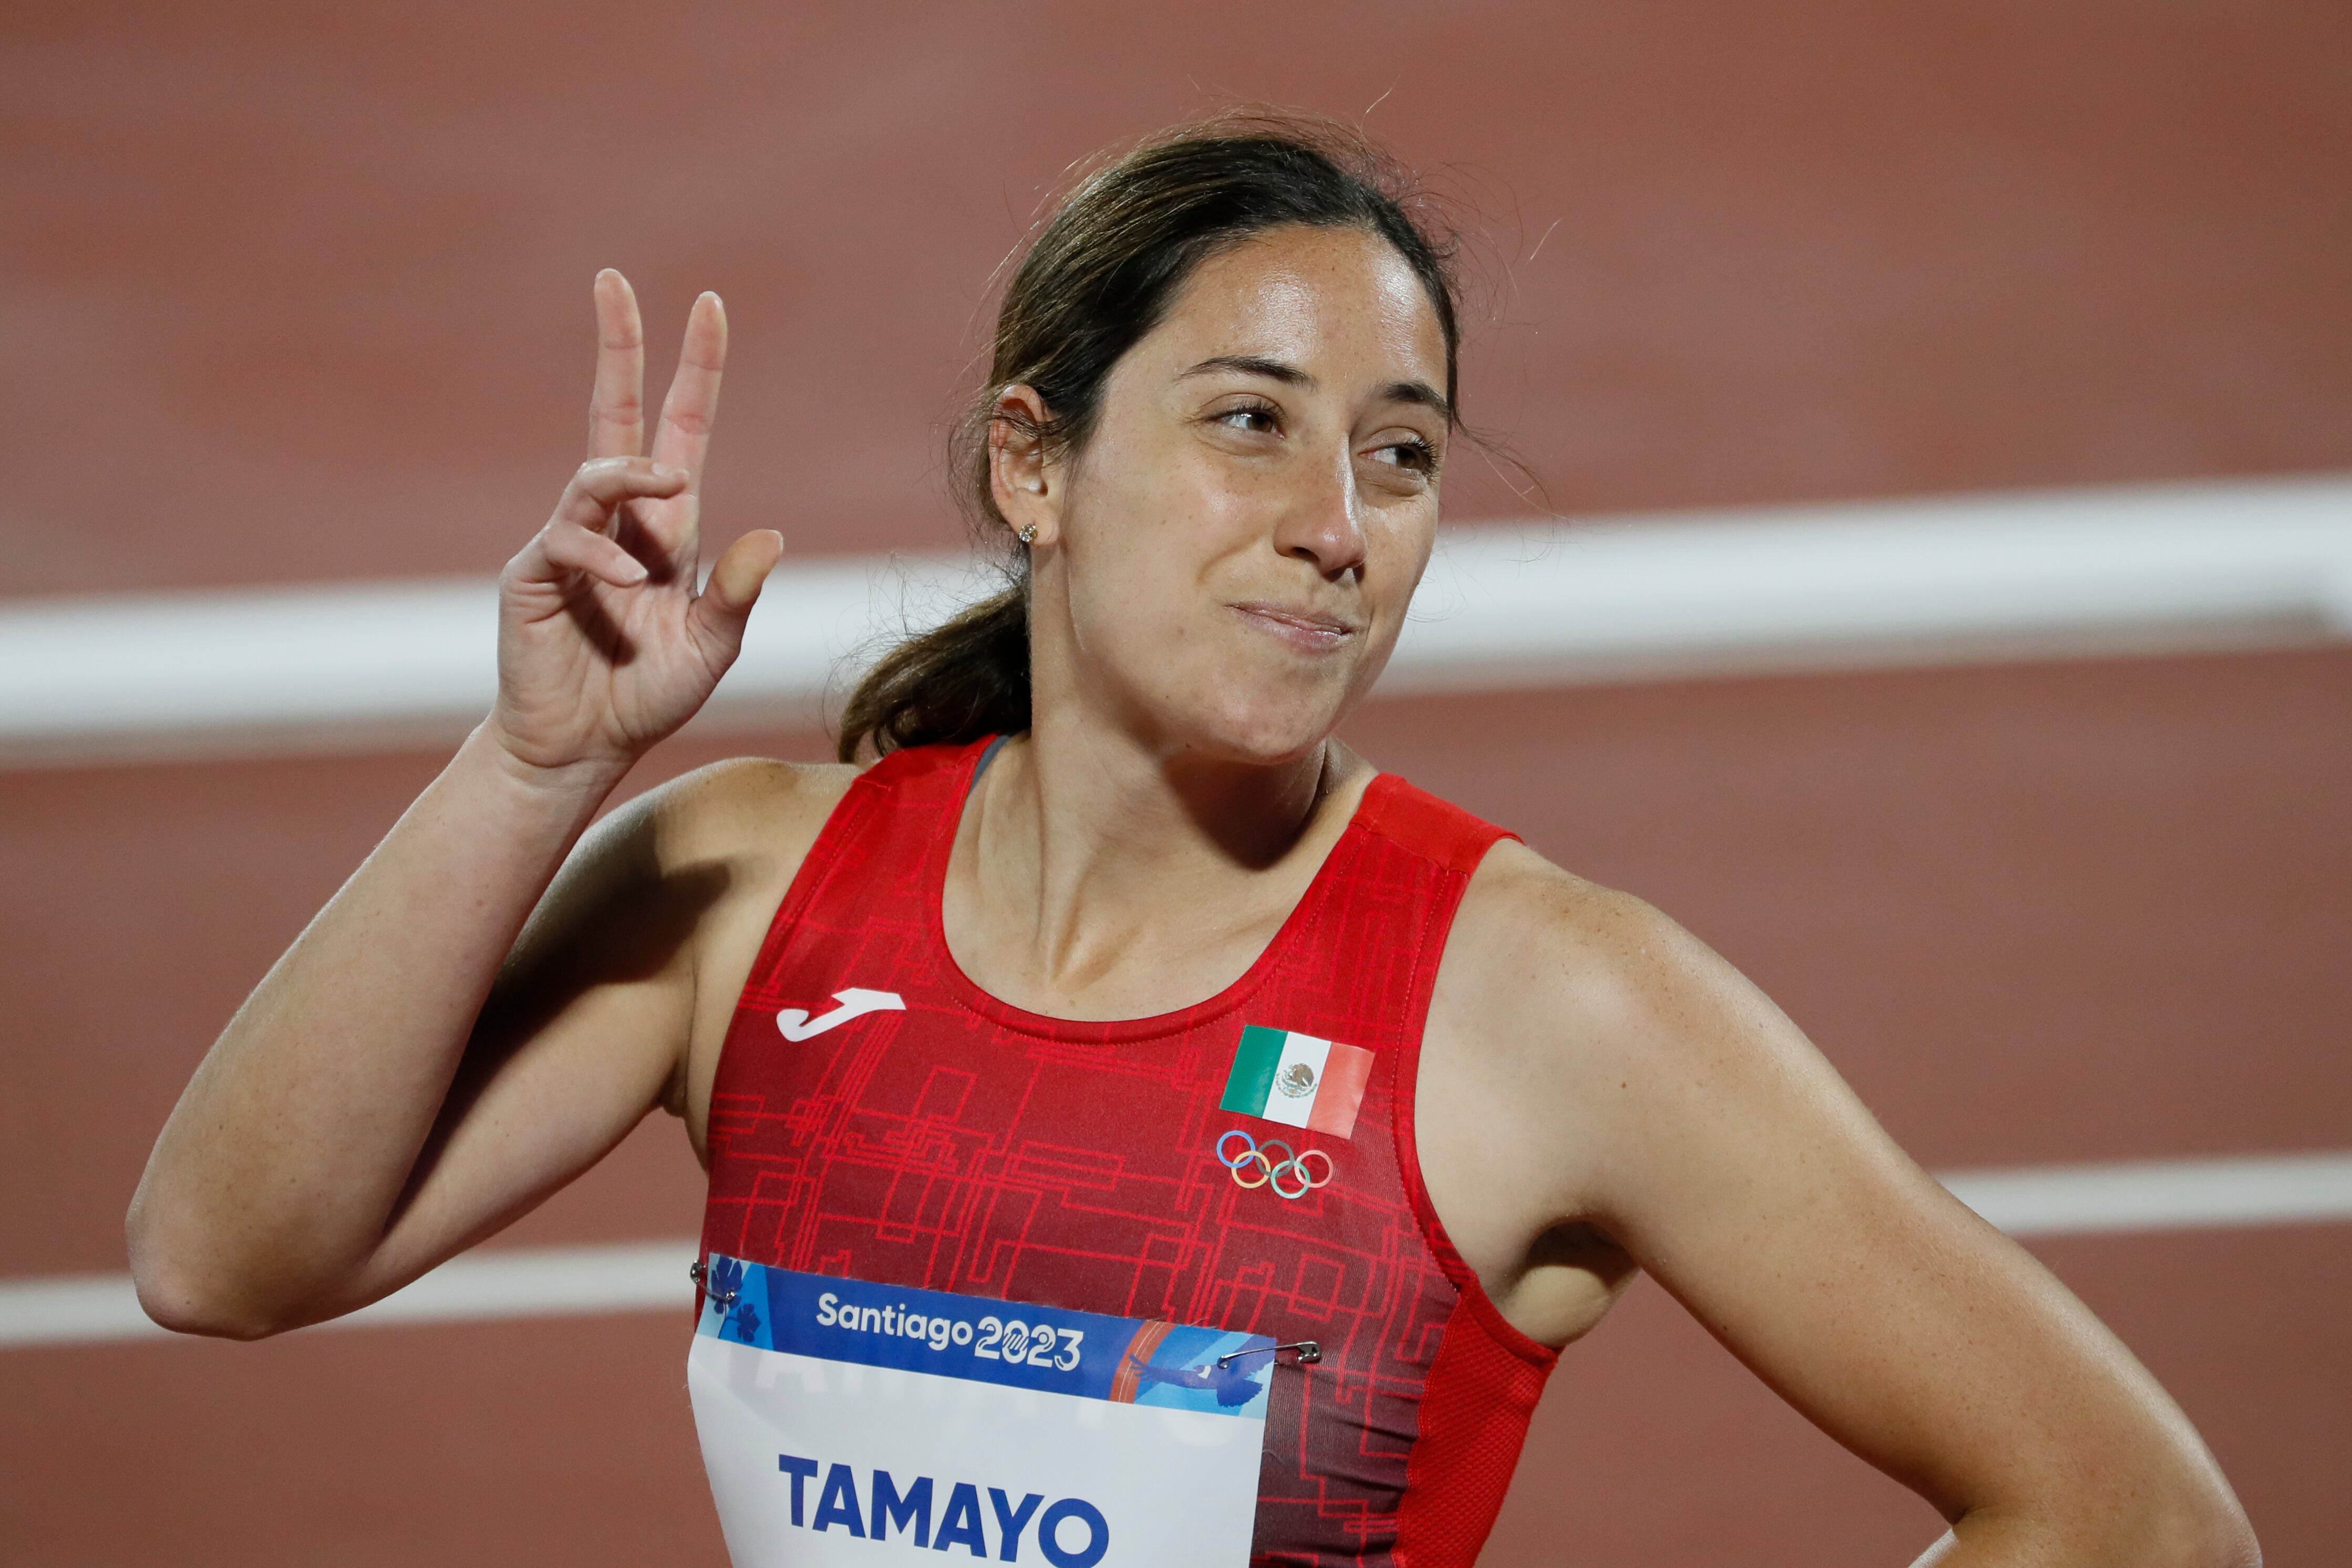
[700,738,1555,1567]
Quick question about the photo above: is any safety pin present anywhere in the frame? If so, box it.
[688,1259,739,1308]
[1216,1340,1321,1369]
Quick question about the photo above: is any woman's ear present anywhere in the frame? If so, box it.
[989,385,1060,548]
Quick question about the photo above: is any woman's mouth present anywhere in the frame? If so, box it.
[1230,601,1359,653]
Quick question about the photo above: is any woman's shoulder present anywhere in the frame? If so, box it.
[1438,835,1757,1088]
[639,754,865,871]
[565,757,866,998]
[1348,767,1720,1048]
[1454,838,1673,958]
[588,757,875,945]
[1427,835,1839,1258]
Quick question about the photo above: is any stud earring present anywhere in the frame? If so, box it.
[1018,525,1038,546]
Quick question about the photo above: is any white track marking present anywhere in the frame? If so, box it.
[0,1241,695,1349]
[3,474,2346,766]
[1939,1151,2352,1236]
[6,1152,2351,1350]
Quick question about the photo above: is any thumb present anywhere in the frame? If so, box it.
[689,528,784,658]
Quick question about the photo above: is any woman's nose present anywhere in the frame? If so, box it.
[1272,443,1368,580]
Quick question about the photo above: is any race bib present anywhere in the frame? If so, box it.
[688,1256,1272,1567]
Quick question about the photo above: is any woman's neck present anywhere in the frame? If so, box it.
[943,721,1373,1022]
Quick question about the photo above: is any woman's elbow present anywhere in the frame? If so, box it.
[125,1261,286,1344]
[2153,1486,2260,1568]
[2109,1454,2261,1568]
[124,1197,304,1342]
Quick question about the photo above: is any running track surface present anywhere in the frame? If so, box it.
[5,3,2351,1563]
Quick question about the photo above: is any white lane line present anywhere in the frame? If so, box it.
[1394,475,2352,693]
[0,1241,695,1350]
[4,473,2347,766]
[1938,1151,2352,1237]
[7,1151,2350,1350]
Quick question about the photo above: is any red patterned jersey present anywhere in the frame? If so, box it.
[700,738,1555,1566]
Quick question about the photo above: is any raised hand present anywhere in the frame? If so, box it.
[490,270,785,777]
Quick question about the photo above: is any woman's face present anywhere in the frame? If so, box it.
[1017,222,1451,768]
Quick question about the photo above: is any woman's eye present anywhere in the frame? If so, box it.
[1215,406,1279,436]
[1368,439,1438,475]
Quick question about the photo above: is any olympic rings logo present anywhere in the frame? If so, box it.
[1216,1129,1335,1201]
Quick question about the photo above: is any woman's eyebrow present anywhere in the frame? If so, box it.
[1383,380,1454,423]
[1178,353,1313,386]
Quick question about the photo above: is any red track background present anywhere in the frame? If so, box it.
[4,4,2349,1563]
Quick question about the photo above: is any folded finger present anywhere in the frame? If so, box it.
[588,270,646,460]
[554,456,689,531]
[525,519,649,589]
[649,292,726,483]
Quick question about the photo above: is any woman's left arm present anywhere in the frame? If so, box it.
[1423,848,2258,1568]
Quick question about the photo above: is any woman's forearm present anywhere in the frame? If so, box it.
[126,725,627,1337]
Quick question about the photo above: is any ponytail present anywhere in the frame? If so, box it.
[834,582,1031,762]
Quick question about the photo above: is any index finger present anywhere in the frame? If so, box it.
[587,269,645,460]
[649,291,726,484]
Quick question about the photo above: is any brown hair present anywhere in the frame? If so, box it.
[836,111,1463,762]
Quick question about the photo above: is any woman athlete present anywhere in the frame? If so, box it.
[130,118,2254,1566]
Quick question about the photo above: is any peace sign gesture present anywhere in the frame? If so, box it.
[489,270,783,777]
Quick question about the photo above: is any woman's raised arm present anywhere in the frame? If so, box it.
[126,273,786,1339]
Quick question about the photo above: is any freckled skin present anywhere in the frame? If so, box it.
[1024,226,1450,766]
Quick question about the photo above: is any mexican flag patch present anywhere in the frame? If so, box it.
[1218,1025,1375,1139]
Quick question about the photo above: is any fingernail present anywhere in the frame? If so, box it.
[653,463,686,480]
[622,560,649,583]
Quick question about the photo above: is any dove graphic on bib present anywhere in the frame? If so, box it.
[776,987,905,1041]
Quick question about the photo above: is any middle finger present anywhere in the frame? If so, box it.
[649,291,727,487]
